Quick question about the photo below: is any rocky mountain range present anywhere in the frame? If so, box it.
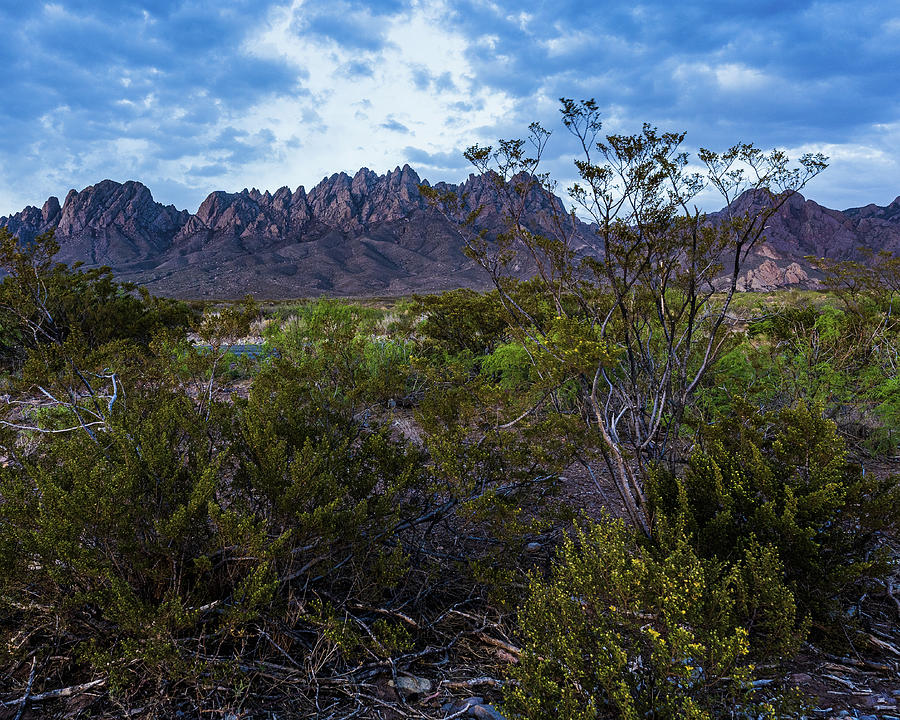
[2,166,899,298]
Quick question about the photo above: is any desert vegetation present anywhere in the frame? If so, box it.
[1,105,898,719]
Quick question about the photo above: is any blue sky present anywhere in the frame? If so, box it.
[1,0,898,216]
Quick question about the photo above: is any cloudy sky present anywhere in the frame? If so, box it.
[1,0,898,216]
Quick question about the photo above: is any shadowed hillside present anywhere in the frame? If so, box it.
[3,167,898,298]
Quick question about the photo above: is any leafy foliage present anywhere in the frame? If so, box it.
[0,228,192,371]
[649,402,899,635]
[505,516,796,720]
[0,362,415,686]
[262,297,420,407]
[701,296,900,453]
[411,287,512,355]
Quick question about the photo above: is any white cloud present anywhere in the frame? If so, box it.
[673,61,773,92]
[3,0,898,219]
[783,124,900,208]
[674,123,900,211]
[0,0,519,214]
[206,0,517,193]
[713,63,770,91]
[41,3,66,19]
[539,24,642,60]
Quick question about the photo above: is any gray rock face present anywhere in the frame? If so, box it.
[1,180,188,268]
[737,259,811,291]
[706,189,900,290]
[55,180,190,266]
[1,173,898,298]
[844,195,900,223]
[306,165,426,229]
[0,196,63,246]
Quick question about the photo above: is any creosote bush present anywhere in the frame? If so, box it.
[0,363,416,689]
[0,228,192,372]
[411,287,513,356]
[700,266,900,453]
[262,297,420,406]
[505,515,798,720]
[0,293,562,714]
[649,402,900,639]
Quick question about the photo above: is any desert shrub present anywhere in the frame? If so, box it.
[505,515,794,720]
[412,288,512,355]
[481,340,533,389]
[0,323,567,712]
[262,297,417,405]
[0,228,192,371]
[361,336,420,400]
[379,298,420,337]
[699,306,848,418]
[748,305,855,407]
[705,298,900,454]
[867,373,900,452]
[0,316,22,373]
[0,354,433,701]
[649,402,899,637]
[415,346,587,602]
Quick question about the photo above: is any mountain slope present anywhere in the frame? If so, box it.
[2,169,898,298]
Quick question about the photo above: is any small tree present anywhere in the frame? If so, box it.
[424,99,827,533]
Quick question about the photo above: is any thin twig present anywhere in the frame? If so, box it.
[443,676,504,689]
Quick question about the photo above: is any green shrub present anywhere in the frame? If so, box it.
[0,228,193,371]
[0,359,432,695]
[505,515,793,720]
[706,298,900,454]
[649,402,899,638]
[361,336,419,400]
[0,326,565,711]
[481,341,533,389]
[262,297,417,405]
[412,288,511,355]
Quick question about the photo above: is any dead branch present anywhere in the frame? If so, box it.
[2,678,105,707]
[476,633,521,658]
[443,676,504,689]
[11,656,36,720]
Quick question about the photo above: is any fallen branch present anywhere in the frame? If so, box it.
[349,603,420,629]
[820,651,894,673]
[820,674,856,691]
[12,657,36,720]
[443,676,504,689]
[866,633,900,657]
[877,575,900,617]
[476,633,521,658]
[2,678,105,707]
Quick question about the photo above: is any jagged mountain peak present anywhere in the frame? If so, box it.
[0,179,190,267]
[42,196,61,222]
[1,168,898,298]
[843,195,900,222]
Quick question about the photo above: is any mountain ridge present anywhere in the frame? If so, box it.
[2,168,898,298]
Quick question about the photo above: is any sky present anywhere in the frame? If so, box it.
[1,0,899,217]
